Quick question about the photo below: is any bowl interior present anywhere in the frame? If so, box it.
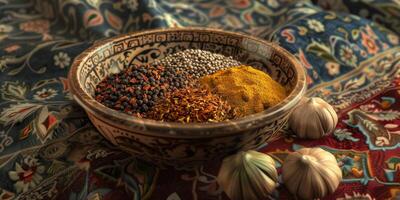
[71,28,305,130]
[78,29,298,98]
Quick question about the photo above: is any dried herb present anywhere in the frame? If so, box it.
[144,86,237,123]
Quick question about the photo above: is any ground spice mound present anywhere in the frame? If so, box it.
[199,66,287,116]
[144,87,237,123]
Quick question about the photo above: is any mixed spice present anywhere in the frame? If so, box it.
[94,49,288,123]
[94,63,191,115]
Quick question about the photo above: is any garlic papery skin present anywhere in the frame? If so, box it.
[217,150,278,200]
[289,97,338,139]
[282,147,342,199]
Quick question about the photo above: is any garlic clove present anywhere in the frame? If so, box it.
[282,147,342,199]
[217,150,278,200]
[289,97,338,139]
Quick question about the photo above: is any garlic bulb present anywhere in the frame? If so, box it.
[217,150,278,200]
[282,147,342,199]
[289,97,338,139]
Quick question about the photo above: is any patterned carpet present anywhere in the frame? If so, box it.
[0,0,399,199]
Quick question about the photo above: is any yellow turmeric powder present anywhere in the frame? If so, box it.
[199,66,287,116]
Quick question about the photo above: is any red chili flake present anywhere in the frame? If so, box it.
[95,96,103,101]
[156,65,164,71]
[130,78,138,83]
[129,98,137,105]
[143,85,151,91]
[126,87,135,93]
[144,86,237,123]
[141,74,149,82]
[114,104,121,109]
[161,83,169,90]
[119,96,128,102]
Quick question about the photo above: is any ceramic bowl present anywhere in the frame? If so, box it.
[68,27,306,168]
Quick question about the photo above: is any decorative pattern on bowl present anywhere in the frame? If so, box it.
[68,27,306,168]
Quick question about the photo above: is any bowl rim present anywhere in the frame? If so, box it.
[68,27,306,136]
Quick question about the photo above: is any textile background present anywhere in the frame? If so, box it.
[0,0,399,199]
